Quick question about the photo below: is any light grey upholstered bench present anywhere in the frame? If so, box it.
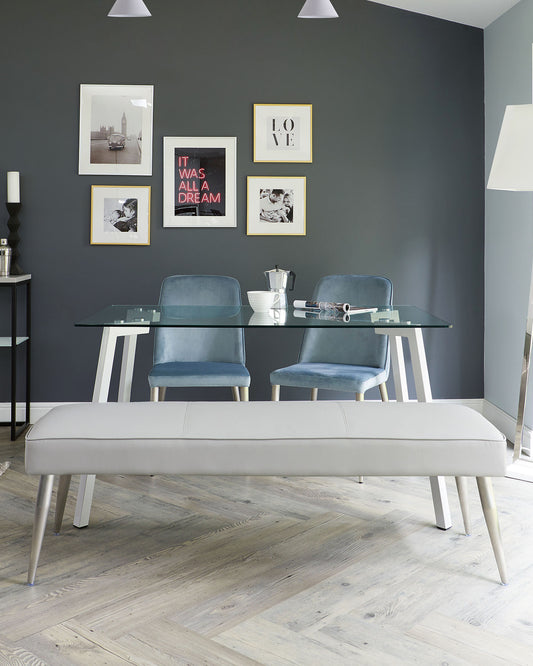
[25,401,508,585]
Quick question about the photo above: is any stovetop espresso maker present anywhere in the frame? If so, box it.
[264,265,296,309]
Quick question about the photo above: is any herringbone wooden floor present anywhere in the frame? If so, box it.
[1,426,533,665]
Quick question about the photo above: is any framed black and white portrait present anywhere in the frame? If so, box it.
[247,176,306,236]
[91,185,150,245]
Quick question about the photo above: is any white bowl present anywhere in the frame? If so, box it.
[247,290,278,312]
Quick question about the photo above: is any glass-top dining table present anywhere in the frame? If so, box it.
[73,304,453,530]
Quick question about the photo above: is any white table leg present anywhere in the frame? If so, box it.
[405,328,432,402]
[388,333,409,402]
[74,326,149,528]
[376,327,451,530]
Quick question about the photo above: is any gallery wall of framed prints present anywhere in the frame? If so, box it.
[77,86,312,242]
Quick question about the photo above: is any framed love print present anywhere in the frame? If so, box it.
[253,104,312,163]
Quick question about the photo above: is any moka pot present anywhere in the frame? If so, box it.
[264,265,296,309]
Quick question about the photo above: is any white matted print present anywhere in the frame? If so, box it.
[247,177,306,236]
[163,137,236,228]
[79,84,154,175]
[254,104,312,163]
[91,186,150,245]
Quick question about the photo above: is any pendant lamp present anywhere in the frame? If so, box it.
[298,0,339,18]
[108,0,151,17]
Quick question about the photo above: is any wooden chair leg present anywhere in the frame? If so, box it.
[379,383,389,402]
[232,386,241,401]
[240,386,249,402]
[271,385,280,401]
[476,477,508,585]
[310,388,318,400]
[28,475,54,586]
[54,475,72,534]
[455,476,471,536]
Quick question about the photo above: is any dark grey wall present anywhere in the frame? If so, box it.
[0,0,484,403]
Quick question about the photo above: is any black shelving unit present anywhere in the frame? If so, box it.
[1,274,31,440]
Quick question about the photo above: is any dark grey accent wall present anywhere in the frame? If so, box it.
[0,1,484,403]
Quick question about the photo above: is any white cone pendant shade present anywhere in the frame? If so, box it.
[108,0,151,17]
[298,0,338,18]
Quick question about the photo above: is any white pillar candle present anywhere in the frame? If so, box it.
[7,171,20,203]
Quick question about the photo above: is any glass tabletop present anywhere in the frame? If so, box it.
[76,305,451,329]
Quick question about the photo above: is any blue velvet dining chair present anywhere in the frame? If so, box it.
[270,274,393,402]
[148,275,250,402]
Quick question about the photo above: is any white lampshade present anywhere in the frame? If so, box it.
[488,104,533,191]
[108,0,151,17]
[298,0,339,19]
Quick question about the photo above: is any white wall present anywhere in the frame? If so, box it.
[485,0,533,431]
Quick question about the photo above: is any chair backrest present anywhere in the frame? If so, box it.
[153,275,245,365]
[299,275,393,369]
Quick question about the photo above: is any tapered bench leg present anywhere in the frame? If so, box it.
[455,476,471,535]
[54,475,71,534]
[476,477,507,585]
[28,474,54,586]
[271,385,280,401]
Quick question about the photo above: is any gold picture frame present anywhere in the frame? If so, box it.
[90,185,151,245]
[253,104,312,163]
[247,176,306,236]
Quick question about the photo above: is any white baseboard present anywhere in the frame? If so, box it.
[0,396,490,421]
[481,400,531,456]
[0,403,80,424]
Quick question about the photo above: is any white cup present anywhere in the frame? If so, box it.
[247,290,279,312]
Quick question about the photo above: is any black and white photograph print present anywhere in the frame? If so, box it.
[103,197,138,233]
[247,177,306,236]
[163,137,236,228]
[259,188,294,224]
[91,186,150,245]
[254,104,312,163]
[79,85,154,176]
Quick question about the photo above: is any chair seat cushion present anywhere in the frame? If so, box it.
[25,401,507,477]
[270,362,388,393]
[148,362,250,388]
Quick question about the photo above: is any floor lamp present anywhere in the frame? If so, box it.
[487,104,533,464]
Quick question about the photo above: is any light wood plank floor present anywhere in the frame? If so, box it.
[1,426,533,665]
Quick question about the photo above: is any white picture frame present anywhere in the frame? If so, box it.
[90,185,150,245]
[247,176,306,236]
[254,104,312,163]
[163,136,237,228]
[79,84,154,176]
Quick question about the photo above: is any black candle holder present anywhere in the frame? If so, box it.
[6,202,22,275]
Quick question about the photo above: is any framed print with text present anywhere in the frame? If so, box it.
[91,185,150,245]
[247,176,306,236]
[253,104,312,163]
[163,137,237,228]
[79,84,154,176]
